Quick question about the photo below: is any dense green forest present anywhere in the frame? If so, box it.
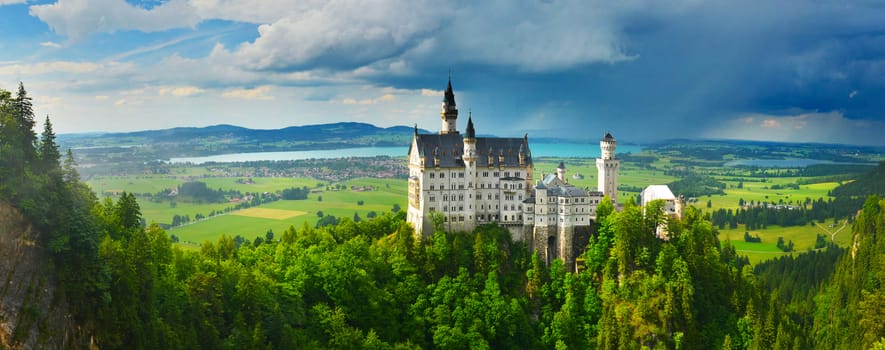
[2,84,884,349]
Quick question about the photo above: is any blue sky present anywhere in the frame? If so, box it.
[1,0,884,145]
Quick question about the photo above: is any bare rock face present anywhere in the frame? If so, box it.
[0,203,78,349]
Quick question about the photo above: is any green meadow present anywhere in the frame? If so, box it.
[87,175,407,246]
[703,179,840,212]
[717,218,850,264]
[87,150,862,264]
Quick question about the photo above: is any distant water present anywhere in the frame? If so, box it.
[531,143,642,158]
[169,147,404,164]
[724,159,861,168]
[168,143,643,164]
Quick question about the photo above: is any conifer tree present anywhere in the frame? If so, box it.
[13,82,37,162]
[115,192,142,239]
[63,149,80,182]
[39,115,61,172]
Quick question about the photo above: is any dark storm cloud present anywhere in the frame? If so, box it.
[364,1,885,144]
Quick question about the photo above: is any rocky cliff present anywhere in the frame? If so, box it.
[0,203,82,349]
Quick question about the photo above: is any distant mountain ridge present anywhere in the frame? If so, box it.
[59,122,431,148]
[55,122,438,168]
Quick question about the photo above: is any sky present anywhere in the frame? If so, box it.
[1,0,884,146]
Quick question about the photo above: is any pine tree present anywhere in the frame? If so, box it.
[63,149,80,182]
[115,192,142,239]
[39,115,61,172]
[13,82,37,162]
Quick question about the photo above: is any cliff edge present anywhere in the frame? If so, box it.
[0,202,82,349]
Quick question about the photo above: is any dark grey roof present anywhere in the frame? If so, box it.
[465,115,475,139]
[534,174,589,198]
[542,173,564,186]
[557,161,566,169]
[602,132,615,141]
[444,78,456,106]
[546,186,588,197]
[411,132,532,168]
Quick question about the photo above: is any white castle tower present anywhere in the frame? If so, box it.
[440,77,458,134]
[596,132,619,203]
[556,162,567,182]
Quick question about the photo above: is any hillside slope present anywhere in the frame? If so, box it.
[831,161,885,198]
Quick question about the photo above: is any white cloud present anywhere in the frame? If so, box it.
[159,86,204,97]
[0,61,101,75]
[222,86,272,100]
[29,0,200,41]
[761,119,781,128]
[187,0,301,23]
[229,0,443,71]
[39,41,62,48]
[340,93,396,105]
[221,0,648,72]
[33,95,63,107]
[0,0,25,5]
[421,89,443,97]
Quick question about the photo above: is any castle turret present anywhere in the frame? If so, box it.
[675,195,685,220]
[600,132,616,159]
[556,162,567,182]
[596,132,620,203]
[463,114,477,165]
[440,76,458,134]
[462,114,478,227]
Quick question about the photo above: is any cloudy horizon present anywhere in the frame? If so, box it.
[1,0,884,145]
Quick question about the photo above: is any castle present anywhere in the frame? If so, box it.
[406,78,621,269]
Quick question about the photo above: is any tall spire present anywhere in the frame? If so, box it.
[465,111,475,139]
[444,75,456,107]
[440,75,459,134]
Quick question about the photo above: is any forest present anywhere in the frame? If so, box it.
[1,84,884,349]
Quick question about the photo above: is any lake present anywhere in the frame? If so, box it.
[168,143,644,164]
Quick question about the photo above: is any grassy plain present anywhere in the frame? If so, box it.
[704,180,840,212]
[88,150,861,264]
[233,207,306,220]
[167,177,406,245]
[717,218,850,264]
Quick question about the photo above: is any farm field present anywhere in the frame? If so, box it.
[702,180,841,212]
[169,177,406,245]
[717,218,850,264]
[88,176,323,225]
